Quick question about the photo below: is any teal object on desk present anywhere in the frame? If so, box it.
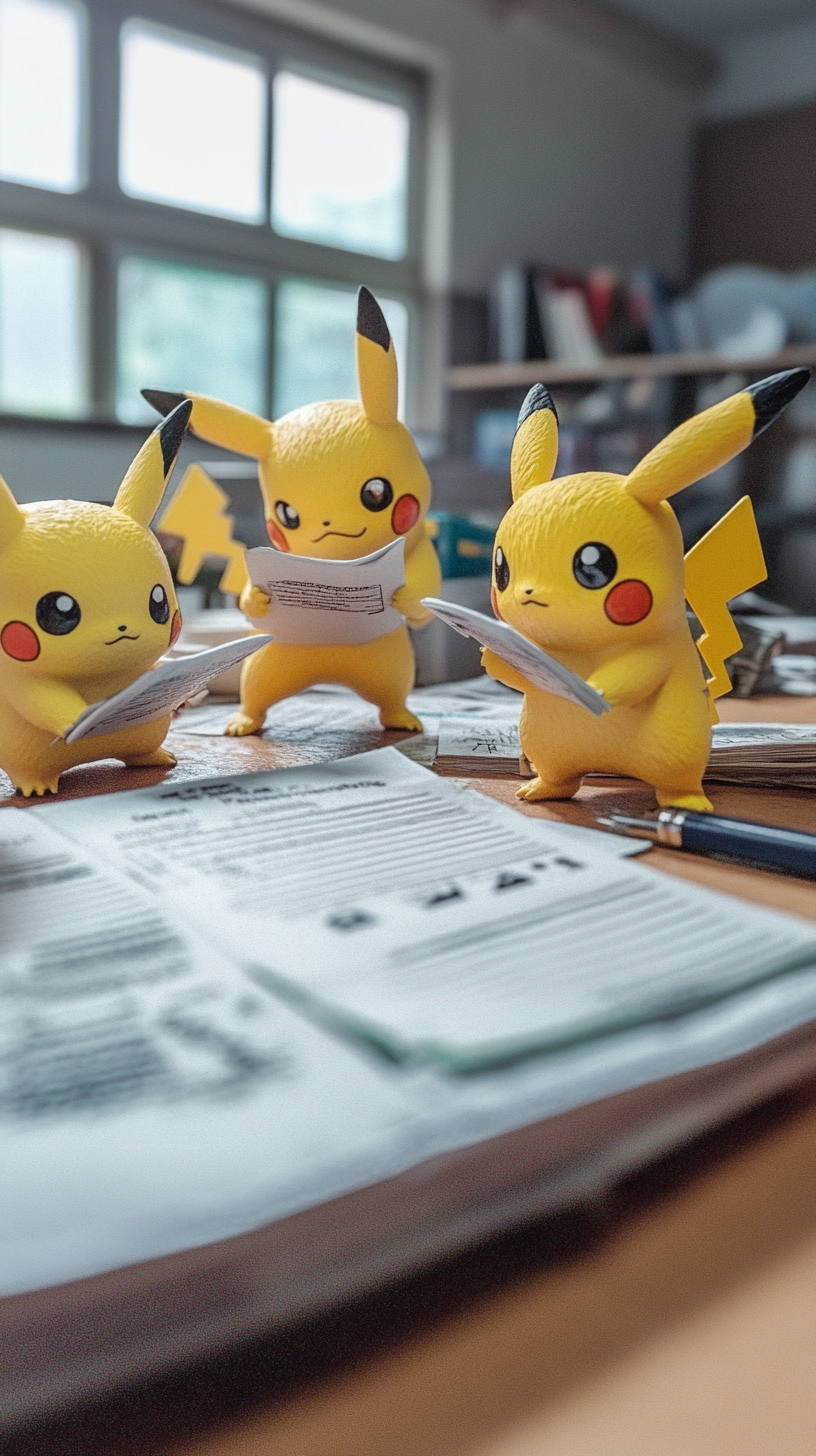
[602,808,816,879]
[426,512,495,578]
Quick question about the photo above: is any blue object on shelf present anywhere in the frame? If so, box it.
[472,409,518,470]
[427,512,495,578]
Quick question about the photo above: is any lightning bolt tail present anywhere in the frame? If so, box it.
[683,495,767,721]
[157,464,249,598]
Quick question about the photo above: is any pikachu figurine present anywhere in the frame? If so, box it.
[143,287,441,735]
[0,401,191,796]
[484,368,810,811]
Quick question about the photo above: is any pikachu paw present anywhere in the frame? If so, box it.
[224,711,265,737]
[380,707,423,732]
[657,790,713,813]
[15,777,60,798]
[125,747,177,768]
[516,775,582,802]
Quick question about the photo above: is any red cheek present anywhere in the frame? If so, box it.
[266,519,290,552]
[490,586,504,622]
[1,621,40,661]
[169,610,182,647]
[391,495,420,535]
[604,579,653,625]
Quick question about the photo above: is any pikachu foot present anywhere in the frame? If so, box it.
[516,774,582,802]
[224,710,265,737]
[15,777,61,798]
[124,747,177,768]
[657,789,713,813]
[379,706,423,732]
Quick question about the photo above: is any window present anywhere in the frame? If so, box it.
[274,279,407,419]
[272,72,409,260]
[0,0,82,192]
[119,23,266,223]
[0,228,85,414]
[0,0,426,424]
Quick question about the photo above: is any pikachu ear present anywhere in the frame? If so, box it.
[356,287,398,426]
[625,368,810,507]
[114,399,192,525]
[510,385,559,500]
[0,472,24,550]
[142,389,273,459]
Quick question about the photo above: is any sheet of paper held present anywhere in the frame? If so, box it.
[0,809,433,1297]
[172,848,816,1074]
[62,636,273,743]
[245,538,405,645]
[421,598,609,716]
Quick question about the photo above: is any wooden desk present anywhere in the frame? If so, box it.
[6,695,816,1456]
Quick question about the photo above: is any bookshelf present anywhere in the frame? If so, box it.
[447,344,816,392]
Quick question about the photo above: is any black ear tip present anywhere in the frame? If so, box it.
[357,286,391,353]
[157,399,192,475]
[516,383,558,432]
[748,367,811,438]
[142,387,188,417]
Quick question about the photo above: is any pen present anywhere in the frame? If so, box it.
[599,808,816,879]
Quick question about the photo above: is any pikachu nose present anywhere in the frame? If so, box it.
[118,624,127,631]
[322,519,330,526]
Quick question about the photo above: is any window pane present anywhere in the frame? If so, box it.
[0,0,81,191]
[274,279,407,420]
[116,257,267,424]
[120,23,266,223]
[272,73,409,260]
[0,229,85,415]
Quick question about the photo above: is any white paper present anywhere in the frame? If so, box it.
[421,598,609,716]
[436,715,521,763]
[63,637,273,743]
[710,723,816,752]
[0,810,428,1296]
[190,852,816,1073]
[246,538,406,645]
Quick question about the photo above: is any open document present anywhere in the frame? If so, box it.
[245,539,405,645]
[0,809,432,1297]
[155,843,816,1075]
[40,747,643,920]
[421,598,609,715]
[63,636,272,743]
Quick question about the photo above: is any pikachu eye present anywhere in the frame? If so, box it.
[275,500,300,530]
[360,477,393,512]
[573,542,617,589]
[149,584,170,624]
[494,546,510,592]
[36,592,81,635]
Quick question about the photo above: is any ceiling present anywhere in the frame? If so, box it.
[611,0,816,45]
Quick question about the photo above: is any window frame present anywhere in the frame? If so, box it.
[0,0,428,423]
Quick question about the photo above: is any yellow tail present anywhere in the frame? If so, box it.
[157,464,249,597]
[683,495,767,720]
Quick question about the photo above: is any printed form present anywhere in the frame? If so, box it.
[245,539,406,644]
[0,809,434,1297]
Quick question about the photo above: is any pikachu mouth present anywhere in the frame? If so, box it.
[105,634,140,644]
[522,598,549,609]
[311,528,367,543]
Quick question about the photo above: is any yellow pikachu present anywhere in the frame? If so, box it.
[0,401,191,796]
[483,369,809,811]
[144,287,441,735]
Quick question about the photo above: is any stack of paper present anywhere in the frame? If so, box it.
[706,722,816,789]
[434,714,528,777]
[432,714,816,792]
